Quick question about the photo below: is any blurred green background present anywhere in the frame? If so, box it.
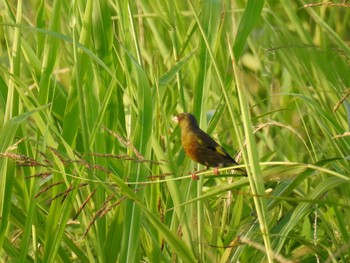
[0,0,350,262]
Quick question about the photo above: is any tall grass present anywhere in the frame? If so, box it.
[0,0,350,262]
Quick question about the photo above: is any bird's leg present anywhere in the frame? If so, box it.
[213,167,220,175]
[191,172,199,180]
[190,167,209,180]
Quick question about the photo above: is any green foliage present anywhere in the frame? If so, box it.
[0,0,350,262]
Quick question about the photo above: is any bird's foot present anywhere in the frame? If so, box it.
[188,168,208,180]
[213,167,220,175]
[191,172,199,180]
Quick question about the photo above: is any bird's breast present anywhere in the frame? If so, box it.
[181,133,201,161]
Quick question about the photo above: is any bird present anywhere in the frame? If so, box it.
[173,112,246,178]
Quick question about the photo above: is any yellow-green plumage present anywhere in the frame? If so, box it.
[174,113,245,173]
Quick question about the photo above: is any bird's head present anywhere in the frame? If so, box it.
[172,113,199,130]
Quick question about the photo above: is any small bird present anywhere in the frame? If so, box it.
[173,112,246,178]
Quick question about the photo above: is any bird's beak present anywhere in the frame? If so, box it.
[172,116,178,123]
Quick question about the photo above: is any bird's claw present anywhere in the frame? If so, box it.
[213,167,220,175]
[191,172,199,180]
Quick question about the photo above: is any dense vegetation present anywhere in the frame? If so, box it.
[1,0,350,262]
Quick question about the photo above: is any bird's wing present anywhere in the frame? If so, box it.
[195,130,235,161]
